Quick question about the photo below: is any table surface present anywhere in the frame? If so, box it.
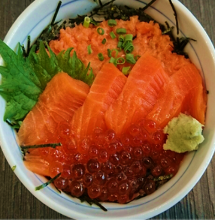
[0,0,215,219]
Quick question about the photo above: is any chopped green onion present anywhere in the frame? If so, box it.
[97,27,105,35]
[122,66,131,75]
[112,49,119,58]
[116,28,127,34]
[117,41,123,49]
[108,19,117,27]
[87,45,92,54]
[83,16,91,28]
[135,55,141,61]
[124,34,133,42]
[122,34,133,48]
[116,57,125,65]
[126,53,136,64]
[35,173,61,191]
[102,38,106,44]
[98,53,104,61]
[107,49,119,58]
[107,49,112,58]
[124,42,134,54]
[12,165,16,171]
[117,35,124,49]
[119,35,125,42]
[109,57,116,65]
[110,31,116,39]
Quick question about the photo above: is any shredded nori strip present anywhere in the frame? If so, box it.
[51,1,62,25]
[142,0,157,11]
[35,173,61,191]
[169,0,179,35]
[33,1,62,50]
[79,195,107,212]
[64,192,107,212]
[20,143,62,150]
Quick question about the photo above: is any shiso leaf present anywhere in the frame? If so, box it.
[0,39,94,126]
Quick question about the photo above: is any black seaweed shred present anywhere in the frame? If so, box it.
[21,143,62,150]
[35,173,61,191]
[169,0,179,35]
[142,0,157,11]
[29,0,194,59]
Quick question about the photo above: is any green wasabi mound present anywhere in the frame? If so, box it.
[163,113,204,153]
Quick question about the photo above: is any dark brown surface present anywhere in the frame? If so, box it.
[0,0,215,219]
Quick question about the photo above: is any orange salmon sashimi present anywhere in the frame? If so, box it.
[18,72,90,177]
[105,53,169,135]
[146,63,207,128]
[70,63,127,151]
[18,72,90,146]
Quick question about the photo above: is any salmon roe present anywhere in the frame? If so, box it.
[42,119,185,204]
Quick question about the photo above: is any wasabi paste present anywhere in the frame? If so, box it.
[163,113,204,153]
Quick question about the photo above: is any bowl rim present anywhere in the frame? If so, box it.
[1,0,215,219]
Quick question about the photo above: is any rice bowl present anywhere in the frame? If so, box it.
[0,0,215,219]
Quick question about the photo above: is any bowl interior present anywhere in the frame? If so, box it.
[1,0,215,219]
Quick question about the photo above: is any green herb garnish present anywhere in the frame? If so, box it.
[135,55,141,61]
[109,57,116,65]
[87,45,93,54]
[116,28,127,34]
[35,173,61,191]
[108,19,117,27]
[122,66,131,75]
[0,40,94,125]
[83,16,91,28]
[97,27,105,35]
[124,42,134,54]
[117,35,124,49]
[102,38,106,44]
[116,57,125,65]
[107,48,119,58]
[125,53,136,64]
[107,48,112,57]
[12,165,16,171]
[110,31,116,39]
[98,53,104,61]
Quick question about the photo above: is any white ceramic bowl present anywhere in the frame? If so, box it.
[1,0,215,219]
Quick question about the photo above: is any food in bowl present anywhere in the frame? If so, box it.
[0,0,207,211]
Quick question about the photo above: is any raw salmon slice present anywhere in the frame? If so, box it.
[18,72,90,146]
[70,63,127,150]
[146,63,206,127]
[24,157,50,177]
[105,53,169,135]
